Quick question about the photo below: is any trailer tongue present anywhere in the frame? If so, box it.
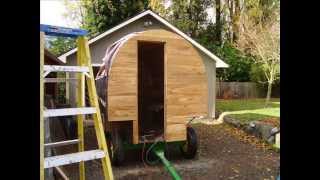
[152,144,182,180]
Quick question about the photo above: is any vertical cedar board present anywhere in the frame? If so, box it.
[107,30,208,143]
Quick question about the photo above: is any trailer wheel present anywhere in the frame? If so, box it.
[106,131,125,166]
[180,127,198,159]
[164,143,172,160]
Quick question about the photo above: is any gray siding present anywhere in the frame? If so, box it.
[199,52,216,118]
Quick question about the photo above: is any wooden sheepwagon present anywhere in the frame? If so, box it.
[94,29,207,164]
[59,10,228,165]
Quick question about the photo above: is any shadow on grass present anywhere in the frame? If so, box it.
[227,113,280,123]
[216,99,280,112]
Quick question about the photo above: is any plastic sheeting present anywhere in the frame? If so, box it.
[95,32,141,121]
[96,32,141,79]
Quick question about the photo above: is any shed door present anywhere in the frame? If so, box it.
[165,38,208,142]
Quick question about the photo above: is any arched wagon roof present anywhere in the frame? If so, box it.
[58,10,228,68]
[103,29,208,142]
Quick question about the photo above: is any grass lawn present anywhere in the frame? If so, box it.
[216,98,280,124]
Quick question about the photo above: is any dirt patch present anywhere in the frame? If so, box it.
[260,118,280,128]
[56,123,279,180]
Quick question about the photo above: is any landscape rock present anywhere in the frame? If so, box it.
[218,111,279,145]
[253,123,274,141]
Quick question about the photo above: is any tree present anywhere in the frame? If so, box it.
[79,0,149,37]
[53,0,149,55]
[224,0,241,43]
[232,0,241,42]
[63,0,86,27]
[47,37,76,56]
[237,0,280,105]
[149,0,169,17]
[214,43,253,82]
[243,0,279,25]
[170,0,211,38]
[197,26,253,82]
[215,0,222,44]
[53,0,171,55]
[238,11,279,105]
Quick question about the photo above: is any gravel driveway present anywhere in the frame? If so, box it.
[56,123,280,180]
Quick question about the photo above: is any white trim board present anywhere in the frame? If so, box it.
[58,10,228,68]
[43,65,89,73]
[44,150,105,168]
[43,107,96,117]
[92,63,103,67]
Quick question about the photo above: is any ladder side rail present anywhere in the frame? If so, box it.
[40,32,45,180]
[77,37,86,180]
[80,36,114,180]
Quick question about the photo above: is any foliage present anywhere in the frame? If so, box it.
[52,0,152,55]
[231,0,280,104]
[63,0,86,27]
[237,8,279,104]
[250,63,266,83]
[56,72,67,104]
[245,0,280,25]
[169,0,211,37]
[197,28,253,82]
[149,0,169,17]
[55,0,280,86]
[47,37,76,56]
[215,43,253,82]
[81,0,149,37]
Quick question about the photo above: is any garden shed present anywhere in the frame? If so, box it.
[58,10,228,144]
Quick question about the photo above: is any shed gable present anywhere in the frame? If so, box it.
[59,10,228,68]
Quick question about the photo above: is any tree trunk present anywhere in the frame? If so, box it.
[215,0,222,44]
[233,0,240,42]
[227,0,234,42]
[265,81,272,107]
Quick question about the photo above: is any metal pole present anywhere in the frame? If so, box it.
[152,145,182,180]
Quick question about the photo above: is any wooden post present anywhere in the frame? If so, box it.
[65,72,70,103]
[208,61,216,118]
[275,133,280,149]
[76,37,85,180]
[54,167,69,180]
[40,32,45,180]
[44,115,54,180]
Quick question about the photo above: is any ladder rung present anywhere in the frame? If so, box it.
[44,150,105,168]
[44,65,89,73]
[44,107,96,117]
[44,78,78,83]
[45,139,79,148]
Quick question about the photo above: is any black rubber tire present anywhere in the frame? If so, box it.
[107,131,125,166]
[145,150,160,165]
[180,126,198,159]
[164,143,172,160]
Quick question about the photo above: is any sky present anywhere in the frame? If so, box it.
[40,0,215,28]
[40,0,79,28]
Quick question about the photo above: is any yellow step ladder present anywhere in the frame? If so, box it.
[40,25,113,180]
